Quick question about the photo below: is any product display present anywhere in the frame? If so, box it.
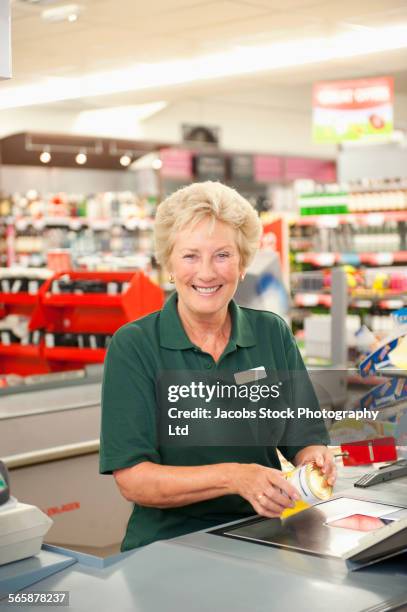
[288,185,407,363]
[283,462,333,504]
[298,180,407,215]
[0,191,157,269]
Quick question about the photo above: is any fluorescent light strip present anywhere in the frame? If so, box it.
[72,102,168,137]
[2,24,407,110]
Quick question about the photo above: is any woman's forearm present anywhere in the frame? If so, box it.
[114,461,239,508]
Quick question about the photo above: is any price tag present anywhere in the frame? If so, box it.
[92,220,110,231]
[317,216,339,229]
[379,299,404,310]
[138,219,153,231]
[69,219,82,231]
[33,218,46,232]
[315,253,336,267]
[16,219,28,231]
[125,219,139,231]
[352,300,372,309]
[296,293,319,307]
[373,253,394,265]
[366,213,385,227]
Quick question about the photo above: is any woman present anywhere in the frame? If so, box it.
[100,181,336,551]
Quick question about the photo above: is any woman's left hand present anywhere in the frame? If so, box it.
[293,446,337,486]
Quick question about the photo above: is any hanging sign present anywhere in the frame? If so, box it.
[230,154,254,182]
[254,155,283,182]
[261,218,289,284]
[313,77,394,143]
[160,148,193,179]
[285,157,336,182]
[195,154,226,181]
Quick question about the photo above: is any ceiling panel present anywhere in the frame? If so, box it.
[81,0,267,28]
[177,11,323,44]
[11,0,39,20]
[12,31,197,80]
[348,5,407,28]
[5,0,407,112]
[236,0,328,9]
[298,0,407,25]
[12,15,87,43]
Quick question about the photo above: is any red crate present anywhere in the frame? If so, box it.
[43,347,106,363]
[1,270,164,376]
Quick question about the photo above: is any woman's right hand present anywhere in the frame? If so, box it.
[231,463,301,518]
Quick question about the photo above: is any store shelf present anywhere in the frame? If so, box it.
[0,285,44,374]
[43,347,106,363]
[294,293,332,307]
[292,211,407,227]
[295,252,407,267]
[294,292,407,310]
[295,253,339,266]
[42,293,123,308]
[0,342,49,375]
[352,288,407,298]
[376,299,406,310]
[0,343,41,357]
[0,292,38,305]
[1,216,154,231]
[361,252,407,265]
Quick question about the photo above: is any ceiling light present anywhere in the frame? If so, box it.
[72,103,167,138]
[18,1,62,4]
[340,22,374,32]
[75,151,87,165]
[39,151,51,163]
[152,159,162,170]
[130,152,161,171]
[120,155,132,167]
[41,4,83,23]
[2,23,407,109]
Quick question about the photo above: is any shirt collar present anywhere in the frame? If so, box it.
[159,291,256,350]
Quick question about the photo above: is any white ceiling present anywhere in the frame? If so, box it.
[7,0,407,112]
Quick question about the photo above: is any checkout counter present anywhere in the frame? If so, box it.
[0,464,406,611]
[0,368,131,556]
[0,352,405,610]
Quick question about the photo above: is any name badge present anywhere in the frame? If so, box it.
[234,366,267,385]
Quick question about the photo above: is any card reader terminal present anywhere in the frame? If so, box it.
[354,460,407,488]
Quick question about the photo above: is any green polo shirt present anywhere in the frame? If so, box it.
[100,292,329,550]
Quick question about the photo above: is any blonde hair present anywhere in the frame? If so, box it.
[154,181,262,269]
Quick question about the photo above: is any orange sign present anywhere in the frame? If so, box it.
[261,218,289,284]
[314,77,393,111]
[313,76,394,143]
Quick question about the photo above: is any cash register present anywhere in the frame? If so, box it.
[0,461,52,566]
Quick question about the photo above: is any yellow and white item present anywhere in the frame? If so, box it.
[284,463,333,505]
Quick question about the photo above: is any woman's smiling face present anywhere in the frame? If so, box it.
[168,217,243,318]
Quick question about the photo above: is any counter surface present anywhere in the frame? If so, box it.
[0,466,406,612]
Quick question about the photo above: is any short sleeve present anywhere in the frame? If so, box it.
[277,325,330,462]
[99,326,161,474]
